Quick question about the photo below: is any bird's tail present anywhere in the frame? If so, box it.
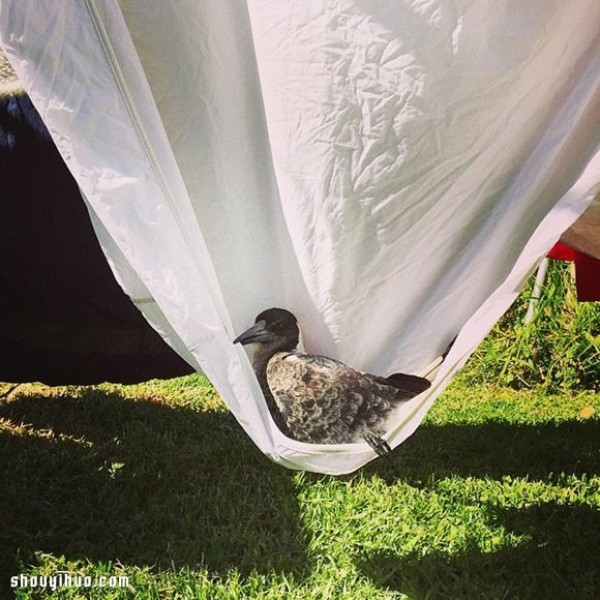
[383,335,457,396]
[384,373,431,397]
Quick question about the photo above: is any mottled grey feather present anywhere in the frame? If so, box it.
[265,351,424,446]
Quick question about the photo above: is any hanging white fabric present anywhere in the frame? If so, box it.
[1,1,599,474]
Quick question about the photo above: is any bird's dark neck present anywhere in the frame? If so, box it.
[251,346,292,436]
[252,340,296,375]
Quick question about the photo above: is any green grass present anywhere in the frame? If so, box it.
[1,262,599,598]
[463,261,600,391]
[1,375,598,599]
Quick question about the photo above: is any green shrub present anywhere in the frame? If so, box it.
[463,260,600,391]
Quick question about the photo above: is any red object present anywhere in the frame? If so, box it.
[547,242,600,301]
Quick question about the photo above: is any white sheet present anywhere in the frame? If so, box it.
[1,0,599,473]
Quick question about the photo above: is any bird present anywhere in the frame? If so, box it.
[233,307,433,456]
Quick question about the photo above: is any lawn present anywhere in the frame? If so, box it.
[1,263,599,599]
[1,371,598,599]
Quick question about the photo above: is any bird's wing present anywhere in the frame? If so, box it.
[267,351,367,394]
[268,352,430,405]
[265,352,422,444]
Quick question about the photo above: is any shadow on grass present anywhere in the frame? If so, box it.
[357,418,600,598]
[358,502,600,599]
[0,388,308,587]
[361,419,600,484]
[1,386,598,598]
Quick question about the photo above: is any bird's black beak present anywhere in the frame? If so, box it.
[233,320,271,345]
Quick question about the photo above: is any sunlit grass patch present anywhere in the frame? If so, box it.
[1,260,599,598]
[2,373,597,599]
[464,261,600,391]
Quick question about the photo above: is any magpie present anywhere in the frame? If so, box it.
[234,307,433,455]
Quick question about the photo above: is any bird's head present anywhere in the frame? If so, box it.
[233,307,300,353]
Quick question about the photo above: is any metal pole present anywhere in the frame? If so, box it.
[524,258,549,325]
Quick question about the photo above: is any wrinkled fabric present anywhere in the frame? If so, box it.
[1,0,599,473]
